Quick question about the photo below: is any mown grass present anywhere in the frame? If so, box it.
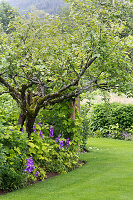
[1,138,133,200]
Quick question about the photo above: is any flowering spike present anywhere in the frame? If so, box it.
[34,125,37,134]
[49,126,54,138]
[59,140,63,148]
[39,130,43,138]
[35,171,39,177]
[66,138,69,148]
[24,157,35,173]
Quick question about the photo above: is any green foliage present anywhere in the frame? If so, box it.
[89,103,133,139]
[0,94,20,126]
[0,0,133,191]
[0,94,82,190]
[0,1,18,33]
[0,127,28,191]
[37,101,81,140]
[0,167,27,191]
[90,103,133,130]
[0,0,132,137]
[26,126,81,178]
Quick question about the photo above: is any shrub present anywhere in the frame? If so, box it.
[0,166,27,191]
[0,127,28,191]
[89,103,133,139]
[37,101,81,140]
[0,94,20,126]
[0,97,82,191]
[26,122,82,177]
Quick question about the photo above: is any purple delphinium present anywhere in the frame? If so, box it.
[24,157,35,173]
[39,130,43,138]
[55,137,60,142]
[38,122,41,127]
[34,125,37,134]
[55,134,61,142]
[49,126,54,138]
[59,140,63,148]
[34,171,39,177]
[66,138,69,148]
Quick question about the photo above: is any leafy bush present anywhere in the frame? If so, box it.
[0,166,27,191]
[26,122,82,178]
[89,103,133,139]
[0,127,28,191]
[0,97,82,191]
[37,101,79,140]
[0,95,20,127]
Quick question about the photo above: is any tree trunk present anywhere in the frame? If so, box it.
[69,96,80,120]
[75,96,80,116]
[70,99,76,119]
[18,111,26,131]
[26,115,36,138]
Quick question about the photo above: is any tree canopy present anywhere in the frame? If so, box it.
[0,1,18,33]
[0,0,132,137]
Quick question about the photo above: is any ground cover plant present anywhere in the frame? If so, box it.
[1,138,133,200]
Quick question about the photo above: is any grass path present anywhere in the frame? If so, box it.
[1,138,133,200]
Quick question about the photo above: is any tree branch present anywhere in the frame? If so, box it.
[0,76,21,105]
[38,56,97,106]
[0,91,9,95]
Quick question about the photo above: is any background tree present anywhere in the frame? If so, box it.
[0,1,18,33]
[0,0,132,137]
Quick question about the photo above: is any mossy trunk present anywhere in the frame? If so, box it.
[26,115,36,138]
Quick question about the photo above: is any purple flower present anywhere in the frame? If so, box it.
[22,129,24,133]
[38,122,41,126]
[34,125,37,134]
[35,171,39,177]
[49,126,54,138]
[55,134,61,142]
[55,137,60,142]
[66,138,69,148]
[59,140,63,148]
[39,130,43,138]
[24,157,35,173]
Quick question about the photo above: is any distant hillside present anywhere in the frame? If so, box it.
[1,0,66,14]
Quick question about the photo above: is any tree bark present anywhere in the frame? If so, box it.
[18,90,33,132]
[75,96,80,116]
[18,111,26,131]
[26,115,36,138]
[70,99,76,120]
[69,96,80,120]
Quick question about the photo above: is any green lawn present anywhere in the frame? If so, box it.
[1,138,133,200]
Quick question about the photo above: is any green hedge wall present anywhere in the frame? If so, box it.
[90,103,133,131]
